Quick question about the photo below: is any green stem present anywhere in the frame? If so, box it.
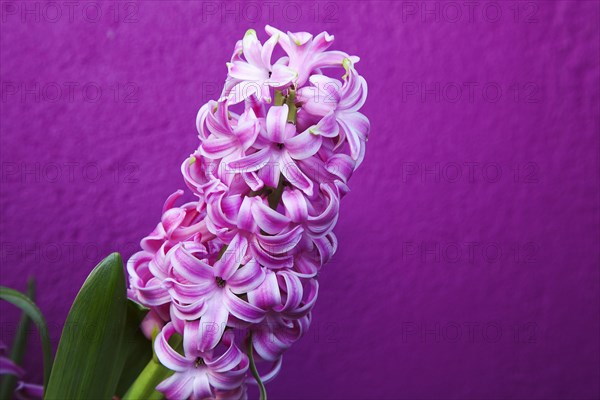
[267,175,285,210]
[122,358,169,400]
[285,89,297,124]
[122,334,181,400]
[247,333,267,400]
[274,88,298,124]
[274,90,285,107]
[267,88,296,210]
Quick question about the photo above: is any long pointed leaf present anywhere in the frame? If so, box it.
[0,284,53,387]
[0,278,38,399]
[44,253,127,400]
[114,300,153,396]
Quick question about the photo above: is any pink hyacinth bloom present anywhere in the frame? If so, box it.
[223,29,296,104]
[248,269,317,361]
[265,25,360,87]
[297,59,370,167]
[201,101,260,162]
[166,234,265,351]
[205,193,304,270]
[228,104,321,195]
[127,25,370,399]
[155,323,248,400]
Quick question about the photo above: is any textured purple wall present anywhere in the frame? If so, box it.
[1,1,599,399]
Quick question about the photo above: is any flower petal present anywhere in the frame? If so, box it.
[275,271,304,313]
[311,31,335,53]
[339,67,368,112]
[256,156,281,188]
[258,225,304,254]
[225,290,265,323]
[268,64,297,88]
[313,50,358,70]
[326,154,355,183]
[307,184,340,236]
[265,25,291,55]
[310,111,339,138]
[208,366,246,391]
[165,278,214,305]
[285,130,322,160]
[155,323,192,372]
[0,356,24,377]
[248,270,281,310]
[171,245,214,283]
[227,61,265,82]
[251,244,294,269]
[265,105,289,144]
[251,198,290,234]
[242,29,263,67]
[192,374,213,400]
[170,298,208,321]
[198,294,230,351]
[228,258,265,294]
[206,331,244,373]
[156,372,194,400]
[280,152,314,195]
[252,328,289,362]
[282,188,308,223]
[337,111,369,160]
[236,198,257,232]
[14,382,44,398]
[215,234,248,280]
[201,136,237,159]
[227,147,270,173]
[261,33,278,68]
[226,80,260,105]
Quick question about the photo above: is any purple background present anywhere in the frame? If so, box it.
[1,1,599,399]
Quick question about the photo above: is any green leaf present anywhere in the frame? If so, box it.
[0,278,40,399]
[114,300,153,396]
[0,282,53,388]
[44,253,128,400]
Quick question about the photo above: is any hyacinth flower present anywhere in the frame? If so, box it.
[297,58,370,166]
[154,323,249,400]
[227,103,322,195]
[264,25,361,87]
[167,236,266,352]
[223,29,297,104]
[123,26,370,399]
[0,24,368,400]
